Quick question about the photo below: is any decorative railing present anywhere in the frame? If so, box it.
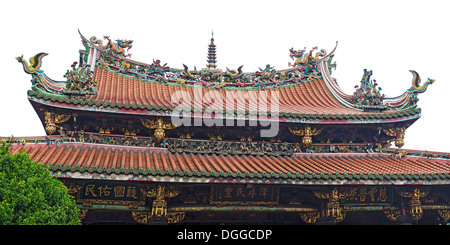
[1,134,373,156]
[3,134,448,159]
[166,138,294,156]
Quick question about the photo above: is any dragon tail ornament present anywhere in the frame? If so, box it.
[376,70,435,110]
[16,53,66,93]
[16,52,48,74]
[409,70,435,93]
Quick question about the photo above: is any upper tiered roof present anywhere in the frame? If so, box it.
[18,31,433,125]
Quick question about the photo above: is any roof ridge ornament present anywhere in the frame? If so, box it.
[16,52,47,74]
[350,69,435,112]
[408,70,435,93]
[78,31,340,89]
[62,62,97,95]
[381,70,435,110]
[288,46,327,68]
[350,69,386,111]
[89,35,133,58]
[16,53,66,94]
[206,31,217,69]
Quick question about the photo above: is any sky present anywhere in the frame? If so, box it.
[1,0,449,152]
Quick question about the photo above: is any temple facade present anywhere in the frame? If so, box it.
[7,31,450,225]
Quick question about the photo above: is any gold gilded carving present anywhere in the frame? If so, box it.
[77,182,145,208]
[168,212,186,224]
[96,126,113,134]
[122,128,139,136]
[44,111,71,135]
[44,111,56,135]
[210,185,279,206]
[79,209,88,220]
[299,212,320,224]
[141,117,177,142]
[152,195,167,217]
[313,188,346,223]
[132,211,186,224]
[55,114,71,124]
[146,185,180,218]
[289,124,323,148]
[382,128,396,137]
[384,210,402,222]
[409,200,424,220]
[326,189,346,220]
[132,211,151,224]
[438,210,450,222]
[396,187,429,220]
[383,127,405,148]
[313,190,330,200]
[63,182,82,195]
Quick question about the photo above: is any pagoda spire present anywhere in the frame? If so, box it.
[206,31,217,69]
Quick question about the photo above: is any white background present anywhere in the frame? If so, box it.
[1,0,448,152]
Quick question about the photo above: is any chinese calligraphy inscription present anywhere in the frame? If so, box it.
[342,187,391,204]
[210,185,279,206]
[78,181,145,207]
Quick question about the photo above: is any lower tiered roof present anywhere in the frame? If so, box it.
[5,137,450,184]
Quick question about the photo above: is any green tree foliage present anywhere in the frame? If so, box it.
[0,142,81,225]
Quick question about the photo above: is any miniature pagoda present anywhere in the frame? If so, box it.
[206,31,217,69]
[7,30,450,225]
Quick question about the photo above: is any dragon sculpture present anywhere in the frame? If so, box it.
[288,46,327,68]
[225,65,244,82]
[182,64,198,81]
[90,35,133,57]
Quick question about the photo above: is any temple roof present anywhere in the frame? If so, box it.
[6,137,450,184]
[18,32,433,125]
[25,65,424,124]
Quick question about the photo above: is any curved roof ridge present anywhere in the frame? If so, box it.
[319,59,361,110]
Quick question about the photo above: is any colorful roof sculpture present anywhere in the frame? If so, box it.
[17,31,433,126]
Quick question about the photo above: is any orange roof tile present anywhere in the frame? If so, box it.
[32,67,378,118]
[9,142,450,183]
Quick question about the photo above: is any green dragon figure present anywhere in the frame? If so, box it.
[288,46,327,68]
[90,35,133,57]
